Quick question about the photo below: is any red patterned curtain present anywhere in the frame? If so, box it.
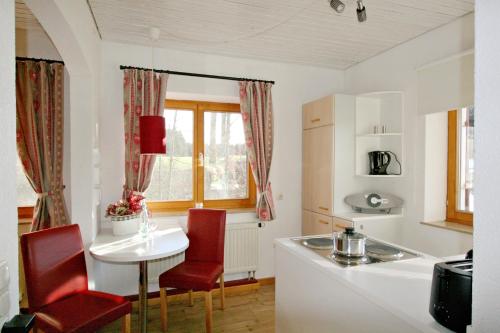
[122,69,168,197]
[16,60,70,231]
[239,81,276,221]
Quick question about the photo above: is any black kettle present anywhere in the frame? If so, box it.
[368,151,391,175]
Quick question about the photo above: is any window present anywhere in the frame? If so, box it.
[447,107,474,225]
[17,156,36,218]
[145,100,256,212]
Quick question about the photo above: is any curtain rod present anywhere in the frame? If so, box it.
[16,57,64,65]
[119,65,275,85]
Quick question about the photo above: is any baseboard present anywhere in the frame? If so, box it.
[126,277,275,305]
[19,277,275,313]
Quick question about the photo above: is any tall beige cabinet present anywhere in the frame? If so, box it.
[302,94,357,235]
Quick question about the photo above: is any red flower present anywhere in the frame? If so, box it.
[133,161,139,173]
[135,105,142,116]
[133,134,140,145]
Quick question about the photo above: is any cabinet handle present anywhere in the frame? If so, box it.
[319,220,330,225]
[318,206,329,211]
[335,224,346,229]
[311,118,321,123]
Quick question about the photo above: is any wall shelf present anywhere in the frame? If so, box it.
[356,174,403,178]
[355,92,404,177]
[357,132,402,137]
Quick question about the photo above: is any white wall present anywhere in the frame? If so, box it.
[423,112,448,222]
[345,13,474,257]
[473,2,500,331]
[0,0,20,319]
[24,0,101,247]
[96,40,344,295]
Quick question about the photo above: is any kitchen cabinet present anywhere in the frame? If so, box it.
[302,210,313,236]
[275,239,440,333]
[303,95,334,130]
[310,212,333,235]
[309,125,333,216]
[303,212,338,236]
[332,217,352,232]
[302,130,312,211]
[302,94,356,235]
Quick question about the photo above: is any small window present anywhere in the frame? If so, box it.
[145,100,256,212]
[17,156,36,218]
[447,107,474,225]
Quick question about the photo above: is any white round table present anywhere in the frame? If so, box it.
[89,222,189,333]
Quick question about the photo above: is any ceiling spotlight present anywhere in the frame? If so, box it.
[330,0,345,13]
[356,0,367,22]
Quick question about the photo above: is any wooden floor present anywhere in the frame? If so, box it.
[98,284,275,333]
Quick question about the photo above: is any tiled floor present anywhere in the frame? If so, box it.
[98,284,275,333]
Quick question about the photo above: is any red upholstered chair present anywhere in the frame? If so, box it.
[159,209,226,333]
[20,224,132,333]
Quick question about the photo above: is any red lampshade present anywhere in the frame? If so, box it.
[139,115,166,154]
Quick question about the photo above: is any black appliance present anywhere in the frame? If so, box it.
[429,256,472,333]
[368,151,391,175]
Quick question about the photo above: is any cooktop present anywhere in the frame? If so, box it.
[292,235,420,267]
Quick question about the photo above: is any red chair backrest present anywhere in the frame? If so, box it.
[185,209,226,265]
[20,224,88,312]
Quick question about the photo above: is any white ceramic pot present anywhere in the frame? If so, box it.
[110,214,141,236]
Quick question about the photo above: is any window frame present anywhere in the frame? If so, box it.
[147,99,256,213]
[446,110,473,226]
[18,206,34,219]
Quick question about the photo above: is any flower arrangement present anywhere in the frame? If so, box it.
[106,193,144,218]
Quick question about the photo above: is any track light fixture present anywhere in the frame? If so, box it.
[330,0,345,13]
[356,0,367,22]
[328,0,367,23]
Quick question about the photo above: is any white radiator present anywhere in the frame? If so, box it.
[148,222,259,283]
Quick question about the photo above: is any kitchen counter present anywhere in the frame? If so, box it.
[334,211,403,222]
[274,236,453,333]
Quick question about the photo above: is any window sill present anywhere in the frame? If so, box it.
[420,221,473,235]
[151,207,256,218]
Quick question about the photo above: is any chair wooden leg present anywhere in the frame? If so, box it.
[219,273,225,310]
[121,313,131,333]
[205,291,213,333]
[160,288,168,332]
[188,289,194,306]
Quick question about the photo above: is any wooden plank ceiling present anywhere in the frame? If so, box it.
[17,0,474,69]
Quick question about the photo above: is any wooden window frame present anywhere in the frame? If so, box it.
[18,206,34,219]
[147,100,256,213]
[446,110,473,226]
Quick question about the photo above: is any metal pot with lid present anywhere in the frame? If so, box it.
[333,227,366,257]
